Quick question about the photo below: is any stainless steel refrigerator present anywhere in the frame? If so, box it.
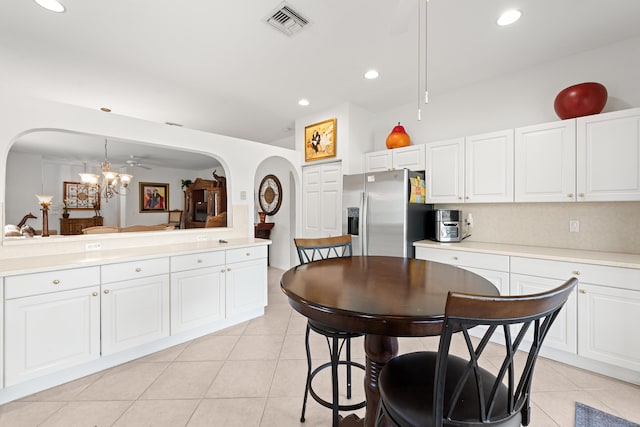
[342,169,431,258]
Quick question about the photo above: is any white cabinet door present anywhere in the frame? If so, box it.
[515,120,576,202]
[577,108,640,201]
[365,151,392,172]
[463,267,509,296]
[465,129,514,203]
[225,258,268,317]
[171,267,225,334]
[425,138,465,203]
[578,283,640,372]
[101,275,170,356]
[510,274,577,354]
[302,162,342,237]
[393,144,425,171]
[5,286,100,386]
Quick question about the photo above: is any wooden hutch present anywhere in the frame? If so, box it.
[183,178,227,228]
[60,216,103,235]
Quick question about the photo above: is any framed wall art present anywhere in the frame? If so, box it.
[63,181,100,210]
[139,182,169,212]
[304,118,336,162]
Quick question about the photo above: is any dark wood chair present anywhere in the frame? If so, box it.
[376,277,578,427]
[294,235,366,427]
[168,209,183,229]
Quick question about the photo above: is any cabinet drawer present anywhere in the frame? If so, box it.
[226,246,267,264]
[415,247,509,272]
[511,257,640,291]
[5,267,100,300]
[171,251,225,272]
[101,257,169,284]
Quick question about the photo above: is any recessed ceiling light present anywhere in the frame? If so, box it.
[298,99,310,106]
[364,70,379,80]
[34,0,66,13]
[100,107,112,113]
[497,9,522,26]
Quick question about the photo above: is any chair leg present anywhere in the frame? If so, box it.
[346,337,352,399]
[300,324,312,423]
[331,335,340,427]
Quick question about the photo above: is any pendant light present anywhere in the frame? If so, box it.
[79,139,133,202]
[417,0,429,121]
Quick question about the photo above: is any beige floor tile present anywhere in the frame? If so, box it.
[268,359,309,398]
[228,335,284,360]
[528,401,561,426]
[286,312,309,335]
[135,342,190,363]
[244,315,290,336]
[176,334,240,361]
[19,371,105,402]
[261,396,333,427]
[213,321,248,336]
[0,401,66,426]
[141,361,223,399]
[113,399,199,427]
[531,390,618,427]
[206,360,277,398]
[586,384,640,423]
[39,400,132,427]
[187,397,266,427]
[76,362,168,401]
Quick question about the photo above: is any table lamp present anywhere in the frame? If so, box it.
[35,194,53,237]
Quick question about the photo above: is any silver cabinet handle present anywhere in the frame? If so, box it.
[92,292,98,297]
[578,193,585,197]
[135,267,142,272]
[221,269,226,273]
[572,270,581,275]
[227,268,231,272]
[52,279,61,285]
[452,256,458,260]
[579,289,587,294]
[567,193,574,198]
[104,289,110,294]
[197,259,203,263]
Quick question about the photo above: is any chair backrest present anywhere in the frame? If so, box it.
[294,235,352,264]
[434,277,578,426]
[168,209,183,226]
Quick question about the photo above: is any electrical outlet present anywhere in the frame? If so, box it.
[197,235,208,242]
[569,220,580,233]
[85,242,101,251]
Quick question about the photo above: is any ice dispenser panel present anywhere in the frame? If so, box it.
[347,207,359,235]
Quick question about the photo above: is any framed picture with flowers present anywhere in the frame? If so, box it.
[63,181,100,210]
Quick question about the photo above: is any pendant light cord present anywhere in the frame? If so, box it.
[417,0,429,121]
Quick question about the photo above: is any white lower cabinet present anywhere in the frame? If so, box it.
[170,251,226,334]
[101,258,170,356]
[225,247,268,317]
[4,268,101,386]
[578,282,640,372]
[509,273,577,354]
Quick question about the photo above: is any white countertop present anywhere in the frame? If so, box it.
[414,240,640,269]
[0,238,271,277]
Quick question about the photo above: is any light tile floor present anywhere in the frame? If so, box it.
[1,267,639,426]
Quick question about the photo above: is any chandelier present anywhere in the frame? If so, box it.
[79,139,133,201]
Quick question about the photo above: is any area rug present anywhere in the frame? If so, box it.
[575,402,640,427]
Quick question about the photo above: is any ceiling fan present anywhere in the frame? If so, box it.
[124,155,152,170]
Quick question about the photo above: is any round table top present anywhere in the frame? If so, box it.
[281,256,500,337]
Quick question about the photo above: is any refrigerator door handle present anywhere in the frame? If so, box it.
[361,191,368,256]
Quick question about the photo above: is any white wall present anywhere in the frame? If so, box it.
[0,94,299,259]
[255,157,298,270]
[373,36,640,149]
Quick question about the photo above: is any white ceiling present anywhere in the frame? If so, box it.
[2,0,640,148]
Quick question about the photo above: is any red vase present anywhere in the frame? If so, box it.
[554,82,607,120]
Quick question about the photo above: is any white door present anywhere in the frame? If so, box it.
[225,258,268,317]
[515,120,576,202]
[171,267,225,334]
[425,138,465,203]
[393,144,426,171]
[302,162,342,237]
[365,151,392,172]
[101,275,170,356]
[577,108,640,201]
[510,274,577,354]
[578,283,640,371]
[465,130,514,203]
[5,286,100,386]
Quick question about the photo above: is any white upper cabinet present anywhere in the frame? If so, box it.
[425,138,465,203]
[365,145,426,172]
[577,108,640,201]
[465,129,514,203]
[515,120,577,202]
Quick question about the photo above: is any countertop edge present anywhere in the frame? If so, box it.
[413,240,640,270]
[0,238,271,276]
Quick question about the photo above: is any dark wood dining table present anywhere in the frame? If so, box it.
[280,255,500,427]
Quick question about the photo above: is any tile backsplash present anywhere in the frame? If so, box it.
[438,202,640,254]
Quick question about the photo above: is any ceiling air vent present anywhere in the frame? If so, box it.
[265,2,310,37]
